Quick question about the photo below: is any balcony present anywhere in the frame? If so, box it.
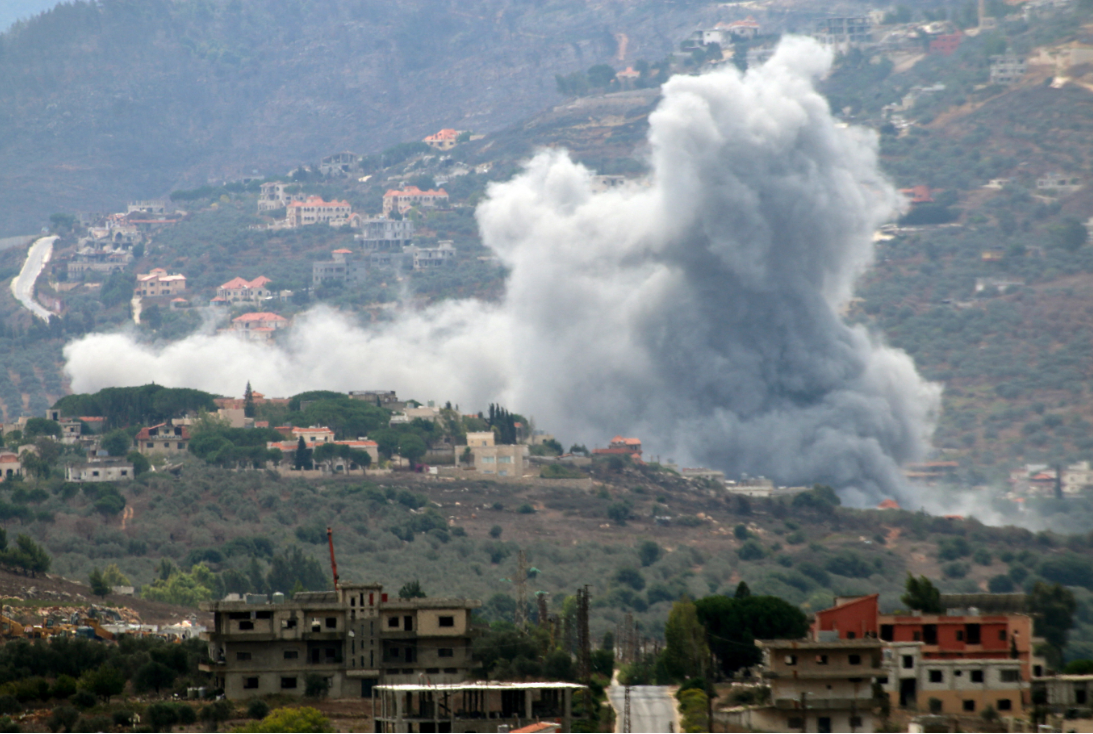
[773,697,874,711]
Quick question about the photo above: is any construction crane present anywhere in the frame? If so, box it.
[327,526,340,591]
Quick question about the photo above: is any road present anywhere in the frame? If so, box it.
[10,235,56,321]
[607,685,677,733]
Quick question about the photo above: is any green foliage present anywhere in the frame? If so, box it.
[489,525,503,539]
[398,580,426,599]
[541,463,584,479]
[902,574,942,613]
[22,418,60,439]
[606,501,632,526]
[0,534,50,576]
[234,706,331,733]
[677,688,709,733]
[127,451,150,475]
[304,673,330,699]
[1029,581,1076,666]
[661,598,709,682]
[1050,218,1088,252]
[77,665,125,702]
[938,536,971,561]
[88,568,110,598]
[737,540,765,561]
[638,540,661,567]
[614,567,645,591]
[695,595,809,675]
[1064,659,1093,675]
[142,562,218,606]
[54,385,218,429]
[246,700,271,720]
[100,429,132,457]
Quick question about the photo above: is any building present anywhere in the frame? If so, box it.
[466,432,494,448]
[382,186,449,216]
[422,129,463,151]
[135,423,190,455]
[900,186,934,204]
[373,682,585,733]
[930,31,963,55]
[215,276,272,305]
[285,196,352,228]
[230,312,288,341]
[590,175,627,193]
[66,460,135,482]
[258,182,299,212]
[313,249,367,286]
[1036,172,1083,193]
[881,641,1027,715]
[721,16,760,39]
[817,16,873,49]
[127,200,167,215]
[405,241,456,270]
[319,152,359,176]
[1036,674,1093,712]
[353,217,415,251]
[755,638,883,733]
[279,425,336,445]
[472,444,528,478]
[135,268,187,297]
[66,246,133,278]
[990,54,1027,84]
[199,584,480,700]
[348,391,405,410]
[0,453,21,481]
[592,436,642,460]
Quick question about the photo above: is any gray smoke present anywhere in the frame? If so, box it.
[64,37,940,505]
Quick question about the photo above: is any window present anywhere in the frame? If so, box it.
[880,625,894,641]
[120,470,128,476]
[1077,689,1088,705]
[499,456,512,463]
[325,617,337,629]
[388,617,400,628]
[444,668,458,674]
[146,442,153,448]
[966,624,981,645]
[877,676,889,685]
[997,699,1012,711]
[284,650,299,660]
[928,670,943,683]
[438,616,455,628]
[243,677,259,689]
[956,630,964,642]
[954,670,962,677]
[847,632,856,639]
[787,717,805,730]
[1000,670,1020,683]
[785,655,798,666]
[390,647,400,659]
[902,656,913,669]
[971,670,983,683]
[177,443,184,449]
[438,648,454,658]
[236,652,252,661]
[816,655,829,665]
[913,631,921,642]
[281,677,297,689]
[850,717,863,728]
[1034,665,1043,678]
[239,621,254,631]
[404,616,413,631]
[923,625,938,645]
[848,654,861,665]
[998,630,1007,641]
[482,456,495,463]
[256,611,271,620]
[283,619,297,629]
[426,668,440,675]
[92,471,99,477]
[963,700,975,712]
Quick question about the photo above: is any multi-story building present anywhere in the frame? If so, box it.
[405,241,457,270]
[66,246,133,278]
[312,249,367,286]
[135,423,190,456]
[230,312,289,341]
[285,196,352,227]
[319,152,359,176]
[258,182,299,212]
[214,276,272,305]
[348,390,405,410]
[754,638,883,733]
[989,54,1027,85]
[200,584,480,700]
[881,641,1026,716]
[382,186,449,216]
[354,217,415,251]
[816,16,872,49]
[135,268,187,297]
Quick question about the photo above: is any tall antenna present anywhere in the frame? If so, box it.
[514,550,529,629]
[326,526,340,591]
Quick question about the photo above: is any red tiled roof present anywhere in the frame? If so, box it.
[286,195,350,209]
[332,248,353,254]
[424,128,460,141]
[878,499,901,510]
[232,312,287,323]
[135,423,190,440]
[0,455,20,464]
[383,186,449,198]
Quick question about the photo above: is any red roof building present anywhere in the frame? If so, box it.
[423,128,463,151]
[382,186,450,216]
[135,423,190,456]
[229,312,288,341]
[930,31,962,55]
[216,276,272,304]
[900,186,935,204]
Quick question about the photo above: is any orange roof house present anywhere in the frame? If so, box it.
[878,499,901,510]
[285,196,352,228]
[423,128,463,150]
[382,186,449,216]
[216,276,272,304]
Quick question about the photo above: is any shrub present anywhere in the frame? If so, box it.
[246,699,271,720]
[70,690,96,709]
[517,504,535,514]
[615,567,646,591]
[733,524,749,540]
[943,562,969,579]
[973,548,993,566]
[48,706,78,733]
[489,525,503,539]
[988,574,1015,593]
[607,502,632,525]
[737,541,765,561]
[0,699,16,717]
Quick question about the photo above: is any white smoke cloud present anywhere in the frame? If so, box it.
[64,37,942,505]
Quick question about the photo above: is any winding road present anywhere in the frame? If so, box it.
[10,235,56,321]
[608,685,678,733]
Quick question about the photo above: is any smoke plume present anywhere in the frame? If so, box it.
[64,38,941,505]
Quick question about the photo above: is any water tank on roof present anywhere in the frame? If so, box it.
[272,592,286,604]
[245,593,268,605]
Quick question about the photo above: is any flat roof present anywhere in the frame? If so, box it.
[757,638,883,649]
[375,682,586,692]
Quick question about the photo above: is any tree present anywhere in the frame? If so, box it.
[244,381,256,418]
[127,450,150,475]
[398,580,426,599]
[294,436,311,470]
[101,563,129,587]
[695,595,809,676]
[100,429,132,456]
[1050,218,1088,252]
[662,597,709,682]
[398,434,427,466]
[638,540,661,567]
[200,700,233,731]
[607,501,632,526]
[587,63,617,88]
[23,418,61,439]
[89,568,110,598]
[734,581,751,599]
[489,525,503,539]
[1,534,51,576]
[235,706,331,733]
[78,665,125,702]
[1028,581,1076,668]
[133,661,177,694]
[304,673,331,699]
[901,574,942,613]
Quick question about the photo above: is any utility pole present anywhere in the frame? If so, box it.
[536,591,549,630]
[623,684,632,733]
[514,550,529,629]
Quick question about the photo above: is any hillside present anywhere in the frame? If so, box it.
[11,455,1093,664]
[0,0,708,236]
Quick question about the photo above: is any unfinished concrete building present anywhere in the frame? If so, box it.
[200,584,480,700]
[373,681,585,733]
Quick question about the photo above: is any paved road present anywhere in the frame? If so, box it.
[607,685,677,733]
[10,235,56,321]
